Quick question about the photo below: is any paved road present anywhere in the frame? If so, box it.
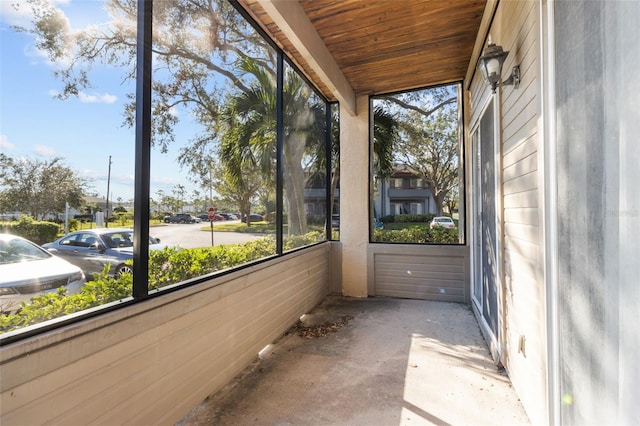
[149,222,268,249]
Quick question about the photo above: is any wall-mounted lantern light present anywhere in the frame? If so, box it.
[477,39,520,93]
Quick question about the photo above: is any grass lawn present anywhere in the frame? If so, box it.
[201,221,273,233]
[201,221,327,234]
[382,222,430,230]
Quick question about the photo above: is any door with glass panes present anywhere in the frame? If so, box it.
[471,98,500,345]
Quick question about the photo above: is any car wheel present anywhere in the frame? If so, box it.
[115,264,133,277]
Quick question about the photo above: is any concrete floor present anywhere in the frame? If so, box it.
[177,296,530,426]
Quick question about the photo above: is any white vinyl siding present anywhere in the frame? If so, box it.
[468,1,545,424]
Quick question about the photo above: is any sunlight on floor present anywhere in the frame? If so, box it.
[402,333,527,425]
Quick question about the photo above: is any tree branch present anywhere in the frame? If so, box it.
[381,96,456,118]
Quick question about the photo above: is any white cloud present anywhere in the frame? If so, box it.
[48,89,117,104]
[78,91,117,104]
[0,135,16,152]
[0,1,34,27]
[168,106,179,118]
[32,144,57,157]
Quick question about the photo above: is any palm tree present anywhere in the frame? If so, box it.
[221,59,325,235]
[221,59,399,233]
[316,105,398,222]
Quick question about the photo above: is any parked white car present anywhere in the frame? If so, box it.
[0,234,85,314]
[429,216,456,229]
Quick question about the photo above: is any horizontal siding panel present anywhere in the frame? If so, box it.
[503,151,538,182]
[376,273,466,288]
[503,189,538,209]
[1,245,330,425]
[7,255,328,424]
[503,101,538,153]
[504,249,540,286]
[503,115,538,160]
[503,170,538,195]
[374,253,465,267]
[504,235,540,264]
[501,0,538,114]
[370,246,469,303]
[504,222,540,245]
[503,135,537,168]
[376,262,464,275]
[504,207,539,227]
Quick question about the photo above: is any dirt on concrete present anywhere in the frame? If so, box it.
[177,295,530,426]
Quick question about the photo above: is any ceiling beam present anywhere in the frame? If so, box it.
[259,0,357,115]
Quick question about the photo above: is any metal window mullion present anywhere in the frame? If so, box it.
[132,0,152,300]
[276,52,284,254]
[325,104,332,239]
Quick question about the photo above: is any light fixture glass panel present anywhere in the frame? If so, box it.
[487,58,501,79]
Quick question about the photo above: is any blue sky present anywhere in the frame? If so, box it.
[0,0,200,203]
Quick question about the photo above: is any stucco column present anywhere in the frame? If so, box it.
[339,95,369,297]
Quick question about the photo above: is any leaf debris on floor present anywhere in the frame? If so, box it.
[287,315,354,338]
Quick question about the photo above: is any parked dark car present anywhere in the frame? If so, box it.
[42,228,172,278]
[219,213,238,220]
[164,213,198,224]
[197,213,224,221]
[1,234,85,314]
[242,214,264,222]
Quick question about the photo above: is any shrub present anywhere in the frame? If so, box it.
[0,216,59,245]
[373,226,458,244]
[379,214,435,224]
[0,265,132,333]
[0,232,324,333]
[306,215,325,226]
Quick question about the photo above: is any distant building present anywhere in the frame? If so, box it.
[373,165,436,217]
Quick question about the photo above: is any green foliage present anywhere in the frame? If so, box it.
[374,85,460,215]
[0,217,59,245]
[68,218,79,232]
[379,214,435,224]
[307,215,326,226]
[115,212,133,227]
[373,226,458,244]
[0,232,324,333]
[0,154,87,219]
[0,265,131,333]
[283,231,325,250]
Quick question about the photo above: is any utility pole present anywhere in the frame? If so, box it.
[106,155,112,228]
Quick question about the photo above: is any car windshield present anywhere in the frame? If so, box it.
[100,232,159,248]
[101,231,134,248]
[0,237,51,264]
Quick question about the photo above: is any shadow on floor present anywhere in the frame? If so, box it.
[177,296,530,425]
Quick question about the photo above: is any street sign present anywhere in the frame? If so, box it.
[208,207,216,220]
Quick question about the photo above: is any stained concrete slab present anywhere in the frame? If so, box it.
[177,296,530,426]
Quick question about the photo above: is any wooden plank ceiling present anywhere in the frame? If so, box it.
[238,0,486,101]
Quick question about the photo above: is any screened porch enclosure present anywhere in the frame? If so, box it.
[3,0,638,425]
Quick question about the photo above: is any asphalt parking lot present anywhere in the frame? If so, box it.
[149,222,267,249]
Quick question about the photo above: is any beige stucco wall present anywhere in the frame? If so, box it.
[0,244,330,425]
[339,95,371,297]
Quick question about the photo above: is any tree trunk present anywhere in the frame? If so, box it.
[283,134,308,236]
